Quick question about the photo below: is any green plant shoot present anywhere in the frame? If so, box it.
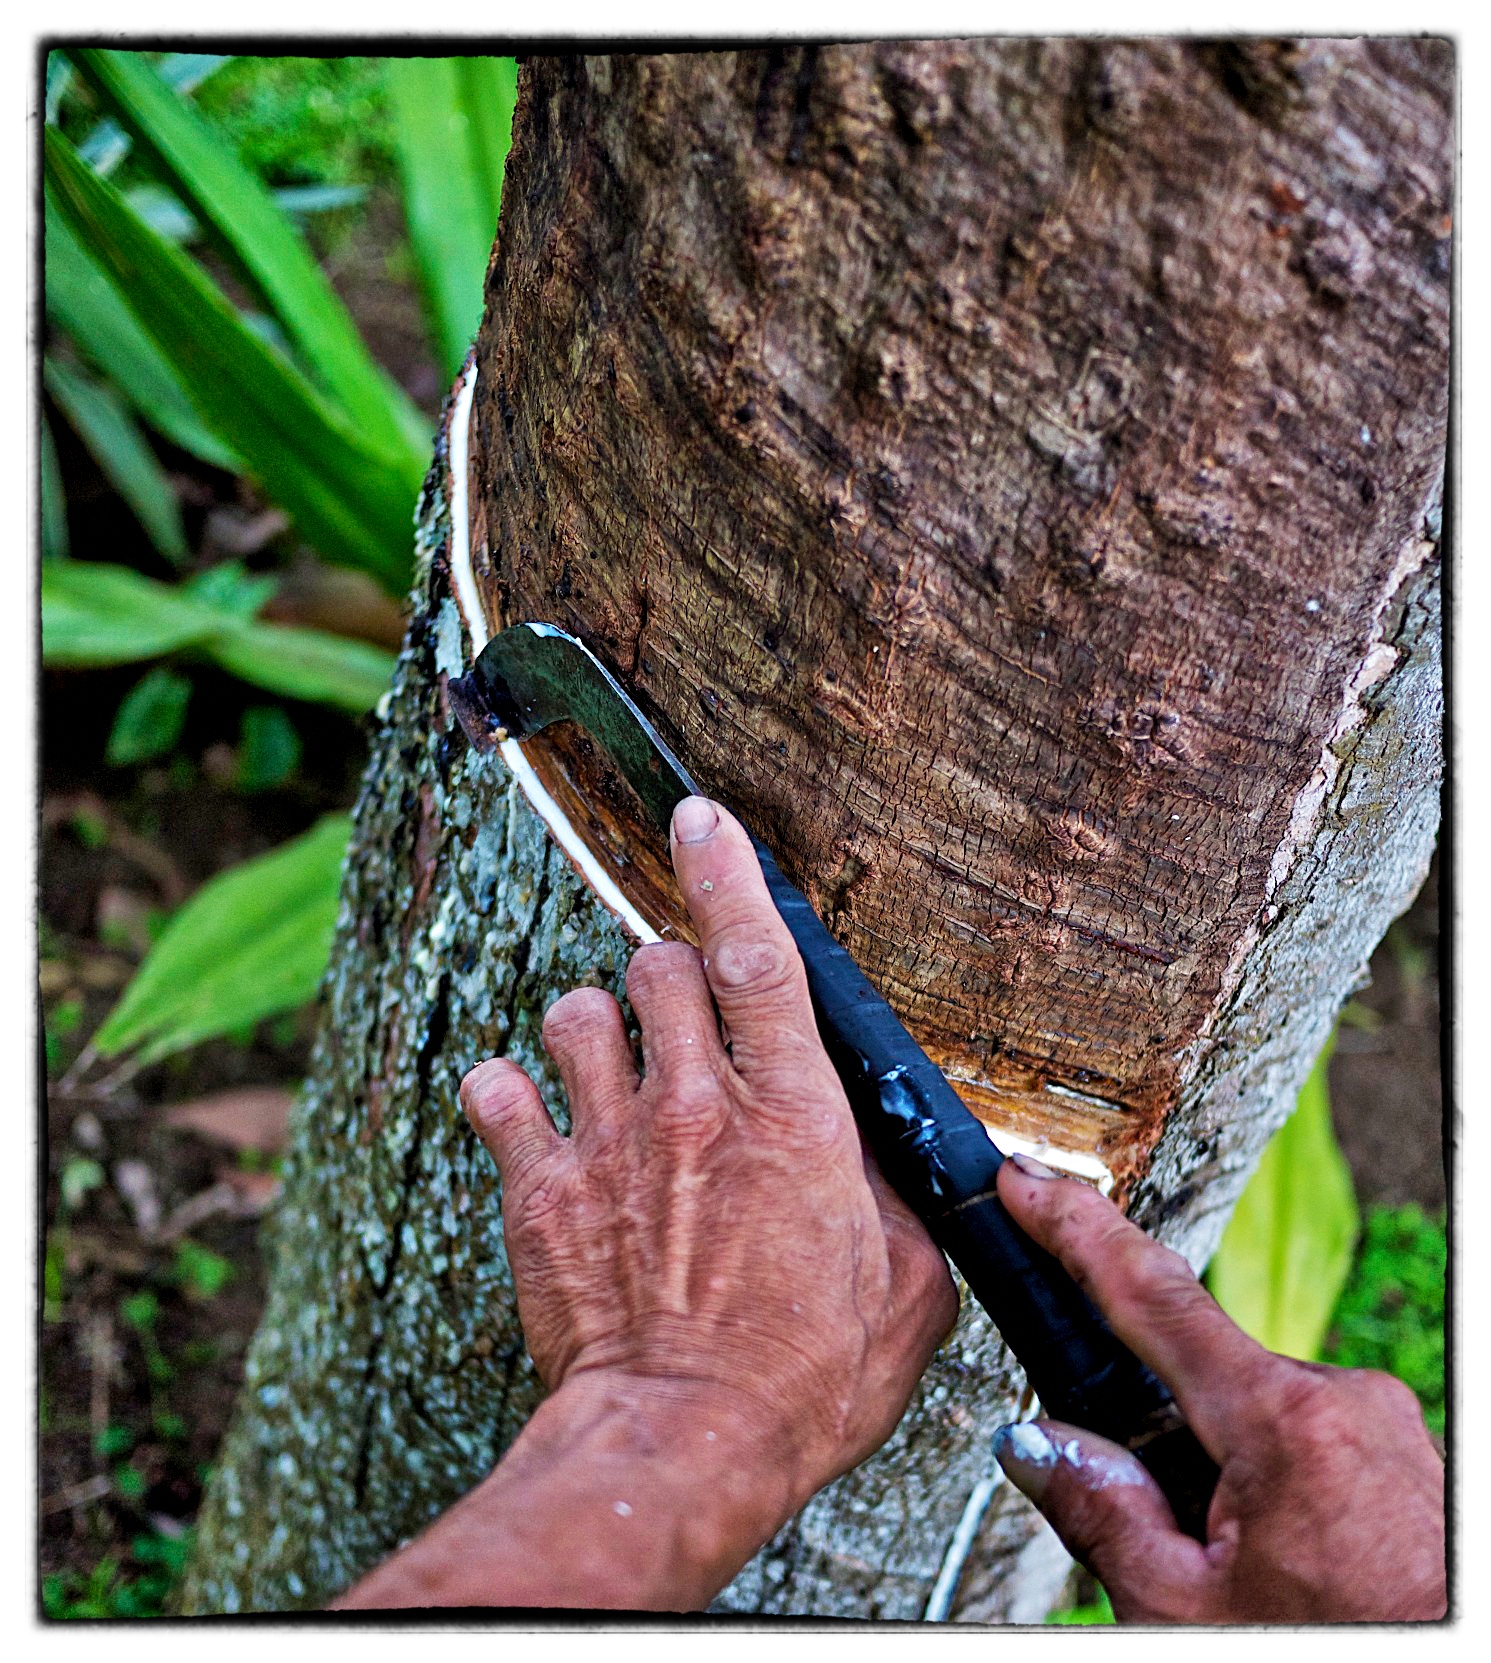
[1207,1034,1360,1361]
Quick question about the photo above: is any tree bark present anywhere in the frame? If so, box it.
[182,40,1447,1619]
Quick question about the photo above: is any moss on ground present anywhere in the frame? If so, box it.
[1325,1203,1446,1438]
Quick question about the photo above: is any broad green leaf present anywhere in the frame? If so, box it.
[174,1238,235,1300]
[107,667,192,765]
[45,357,188,563]
[458,57,519,235]
[183,563,277,620]
[1048,1589,1114,1625]
[92,813,350,1063]
[42,559,396,711]
[41,415,68,560]
[42,559,225,665]
[45,126,418,590]
[70,48,423,462]
[387,57,517,377]
[236,705,301,792]
[1207,1036,1359,1361]
[1325,1204,1445,1437]
[44,194,239,470]
[209,618,395,713]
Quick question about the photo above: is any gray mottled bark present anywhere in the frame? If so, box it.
[182,40,1446,1621]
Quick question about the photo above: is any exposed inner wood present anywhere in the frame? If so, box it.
[522,720,694,942]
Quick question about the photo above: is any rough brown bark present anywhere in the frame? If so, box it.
[184,40,1446,1619]
[469,40,1450,1187]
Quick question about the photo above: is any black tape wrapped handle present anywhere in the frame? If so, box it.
[749,835,1219,1540]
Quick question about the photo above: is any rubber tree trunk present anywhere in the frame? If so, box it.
[182,40,1448,1619]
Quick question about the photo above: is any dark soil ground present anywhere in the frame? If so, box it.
[39,676,363,1615]
[1330,849,1445,1213]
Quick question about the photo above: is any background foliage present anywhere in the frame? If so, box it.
[44,49,515,1070]
[41,49,516,1619]
[1206,1035,1360,1363]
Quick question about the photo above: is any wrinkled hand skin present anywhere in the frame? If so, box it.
[463,795,958,1527]
[993,1160,1447,1624]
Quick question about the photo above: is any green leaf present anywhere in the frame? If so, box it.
[42,559,226,665]
[387,57,517,376]
[61,1155,106,1211]
[113,1464,147,1499]
[41,414,68,559]
[182,562,276,620]
[1325,1204,1445,1436]
[43,561,395,712]
[44,194,239,470]
[236,705,301,792]
[208,619,395,713]
[120,1289,158,1329]
[47,993,81,1073]
[1048,1589,1114,1625]
[134,1525,194,1576]
[70,48,423,461]
[44,126,419,590]
[107,667,193,765]
[70,806,109,849]
[77,52,233,175]
[45,356,189,563]
[460,57,520,230]
[44,1235,66,1311]
[50,997,84,1038]
[94,1423,134,1459]
[173,1238,234,1300]
[92,814,350,1064]
[1207,1035,1359,1361]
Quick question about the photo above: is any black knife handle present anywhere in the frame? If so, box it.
[748,835,1219,1540]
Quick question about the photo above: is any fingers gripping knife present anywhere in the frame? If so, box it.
[452,621,1221,1539]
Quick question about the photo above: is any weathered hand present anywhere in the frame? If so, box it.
[460,794,957,1520]
[992,1157,1446,1623]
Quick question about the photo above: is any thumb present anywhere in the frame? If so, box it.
[993,1420,1207,1620]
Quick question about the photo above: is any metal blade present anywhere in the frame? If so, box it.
[470,622,701,834]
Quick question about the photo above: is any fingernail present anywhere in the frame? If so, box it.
[995,1422,1150,1505]
[992,1422,1059,1502]
[1010,1152,1058,1180]
[672,795,719,844]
